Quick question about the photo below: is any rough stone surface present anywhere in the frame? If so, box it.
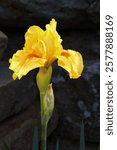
[0,31,8,60]
[0,101,58,150]
[62,30,100,56]
[0,61,38,122]
[0,0,99,29]
[51,58,100,142]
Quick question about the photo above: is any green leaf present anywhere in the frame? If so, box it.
[32,126,39,150]
[55,138,59,150]
[80,121,85,150]
[3,141,11,150]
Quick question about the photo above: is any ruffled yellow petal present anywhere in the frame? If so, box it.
[46,19,62,44]
[24,20,63,67]
[58,50,84,79]
[25,26,44,50]
[9,50,47,80]
[24,26,46,59]
[44,19,63,66]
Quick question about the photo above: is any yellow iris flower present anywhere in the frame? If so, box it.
[9,19,84,80]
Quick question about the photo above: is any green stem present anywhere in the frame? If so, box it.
[41,122,47,150]
[40,93,47,150]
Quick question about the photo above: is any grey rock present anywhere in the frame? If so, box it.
[0,61,59,149]
[62,30,100,56]
[83,60,99,81]
[0,0,99,29]
[51,59,99,142]
[92,102,99,112]
[0,61,38,122]
[0,31,8,60]
[84,110,91,118]
[87,0,100,25]
[77,100,87,111]
[0,101,58,150]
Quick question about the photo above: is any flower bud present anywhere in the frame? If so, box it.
[43,84,54,123]
[36,66,52,94]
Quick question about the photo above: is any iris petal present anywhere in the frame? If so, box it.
[58,50,84,79]
[44,19,63,63]
[24,26,46,58]
[9,50,47,79]
[25,25,44,51]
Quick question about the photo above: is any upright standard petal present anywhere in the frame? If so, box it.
[9,50,47,80]
[44,19,63,66]
[58,50,84,79]
[25,25,44,51]
[24,26,47,60]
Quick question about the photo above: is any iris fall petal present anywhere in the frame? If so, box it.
[58,50,84,79]
[9,50,47,79]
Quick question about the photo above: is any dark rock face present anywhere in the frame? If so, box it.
[0,31,8,60]
[0,61,38,122]
[0,101,58,150]
[51,28,99,142]
[0,0,99,29]
[0,62,58,149]
[51,58,99,142]
[61,30,100,56]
